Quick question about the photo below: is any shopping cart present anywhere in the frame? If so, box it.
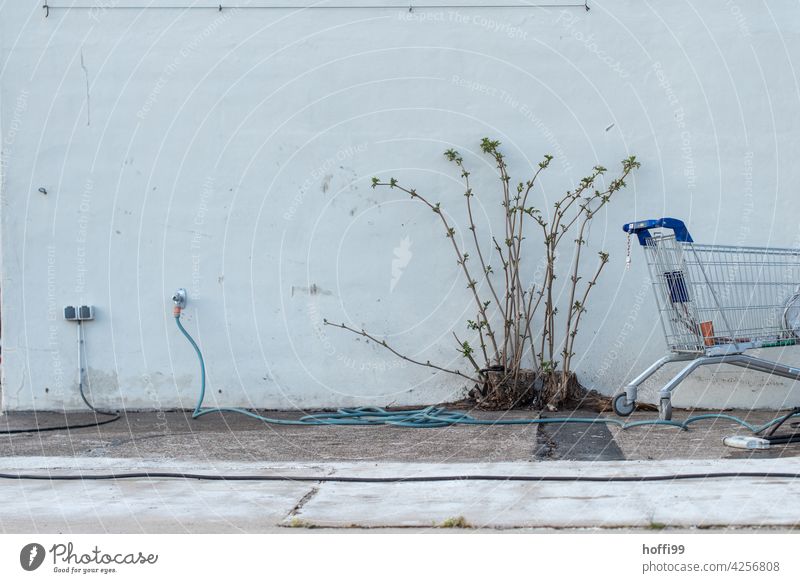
[613,218,800,420]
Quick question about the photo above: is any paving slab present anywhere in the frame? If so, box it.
[0,479,310,533]
[293,477,799,529]
[1,457,799,532]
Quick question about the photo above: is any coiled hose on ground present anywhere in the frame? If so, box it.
[174,313,799,435]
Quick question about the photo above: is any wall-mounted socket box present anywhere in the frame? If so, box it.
[64,305,94,321]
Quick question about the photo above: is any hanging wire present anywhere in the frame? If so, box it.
[43,1,588,14]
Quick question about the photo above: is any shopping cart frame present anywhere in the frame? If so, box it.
[612,218,800,420]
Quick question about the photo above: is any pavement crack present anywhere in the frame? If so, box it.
[287,486,320,518]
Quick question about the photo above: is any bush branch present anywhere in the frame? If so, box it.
[323,320,483,384]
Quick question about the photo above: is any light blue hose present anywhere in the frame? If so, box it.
[174,314,799,433]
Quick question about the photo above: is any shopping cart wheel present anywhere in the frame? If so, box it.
[659,398,673,421]
[612,393,635,417]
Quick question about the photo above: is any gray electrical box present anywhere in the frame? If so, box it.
[64,305,94,321]
[78,305,94,320]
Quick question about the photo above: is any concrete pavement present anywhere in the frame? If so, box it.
[1,408,799,532]
[1,456,799,532]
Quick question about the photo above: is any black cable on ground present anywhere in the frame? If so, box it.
[0,320,121,435]
[761,407,800,442]
[0,413,121,435]
[762,408,800,436]
[0,471,798,483]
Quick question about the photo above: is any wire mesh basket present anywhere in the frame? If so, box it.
[613,218,800,420]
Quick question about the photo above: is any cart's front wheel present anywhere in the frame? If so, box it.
[612,393,635,417]
[659,397,673,421]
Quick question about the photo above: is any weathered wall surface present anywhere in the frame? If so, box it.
[1,1,799,411]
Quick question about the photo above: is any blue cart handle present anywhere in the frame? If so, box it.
[623,217,693,246]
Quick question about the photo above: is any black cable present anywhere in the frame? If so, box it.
[0,414,121,435]
[748,407,800,445]
[0,321,121,435]
[0,471,798,483]
[763,434,800,445]
[764,407,800,437]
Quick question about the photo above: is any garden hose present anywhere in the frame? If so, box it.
[174,312,800,434]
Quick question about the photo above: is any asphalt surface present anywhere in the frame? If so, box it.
[1,407,798,462]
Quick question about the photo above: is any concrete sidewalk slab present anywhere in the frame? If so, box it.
[0,479,310,533]
[1,457,799,532]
